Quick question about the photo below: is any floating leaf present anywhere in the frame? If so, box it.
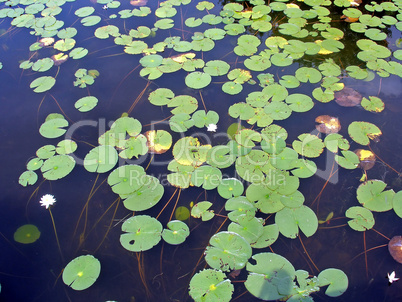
[122,175,163,211]
[62,255,101,291]
[107,165,146,195]
[285,93,314,112]
[41,155,75,180]
[175,206,190,221]
[295,67,322,83]
[191,165,222,190]
[191,201,214,221]
[145,130,172,154]
[75,96,98,112]
[348,121,382,145]
[173,137,211,166]
[30,76,56,93]
[292,133,324,158]
[217,178,244,199]
[245,252,295,300]
[120,215,162,252]
[19,170,38,187]
[84,145,118,173]
[318,268,348,297]
[275,205,318,238]
[361,96,384,112]
[357,180,394,212]
[162,220,190,245]
[205,231,252,272]
[14,224,40,244]
[324,133,350,153]
[345,206,374,231]
[335,87,362,106]
[56,140,77,155]
[228,216,263,244]
[185,72,212,89]
[189,269,234,302]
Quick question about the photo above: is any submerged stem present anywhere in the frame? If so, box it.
[48,207,64,262]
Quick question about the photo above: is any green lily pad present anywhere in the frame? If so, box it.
[154,18,174,30]
[95,25,120,39]
[228,216,263,244]
[120,215,162,252]
[148,88,174,106]
[69,47,88,59]
[203,60,230,76]
[107,165,146,195]
[169,113,194,133]
[245,252,295,300]
[206,145,236,169]
[348,121,382,146]
[252,224,279,249]
[222,81,242,95]
[275,205,318,238]
[162,220,190,245]
[225,196,257,222]
[217,178,244,199]
[264,102,291,120]
[75,96,98,112]
[235,129,261,148]
[167,160,194,189]
[32,58,54,72]
[41,155,75,180]
[14,224,40,244]
[345,206,375,231]
[292,133,324,158]
[236,150,270,183]
[185,72,212,89]
[285,93,314,112]
[168,95,198,115]
[122,175,164,211]
[318,268,348,297]
[357,180,394,212]
[84,145,118,173]
[361,96,384,113]
[205,231,252,272]
[185,17,202,27]
[335,150,359,169]
[110,116,142,138]
[36,145,56,159]
[270,53,293,67]
[81,15,101,26]
[191,201,214,221]
[246,183,284,214]
[291,159,317,178]
[189,269,234,302]
[56,140,77,155]
[139,54,163,67]
[295,67,322,83]
[62,255,101,291]
[191,165,222,190]
[27,158,43,171]
[19,170,38,187]
[75,6,95,17]
[30,76,56,93]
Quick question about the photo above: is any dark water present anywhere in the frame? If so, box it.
[0,0,401,301]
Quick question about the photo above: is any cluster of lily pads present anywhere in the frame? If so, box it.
[5,0,402,300]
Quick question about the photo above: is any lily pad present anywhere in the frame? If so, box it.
[41,155,75,180]
[245,252,295,300]
[173,137,211,167]
[348,121,382,145]
[318,268,348,297]
[191,165,222,190]
[14,224,40,244]
[122,176,164,211]
[292,133,324,158]
[191,201,214,221]
[19,170,38,187]
[62,255,101,291]
[107,165,146,195]
[145,130,172,154]
[30,76,56,93]
[275,205,318,238]
[205,231,252,272]
[217,178,244,199]
[189,269,234,302]
[345,206,375,231]
[162,220,190,245]
[84,145,118,173]
[120,215,162,252]
[356,180,394,212]
[185,72,212,89]
[75,96,98,112]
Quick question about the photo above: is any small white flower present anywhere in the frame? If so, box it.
[388,271,399,284]
[102,5,108,10]
[207,124,217,132]
[40,194,56,209]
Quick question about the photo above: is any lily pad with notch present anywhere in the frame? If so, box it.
[120,215,162,252]
[348,121,382,145]
[62,255,101,290]
[218,178,244,199]
[162,220,189,245]
[41,155,75,180]
[318,268,348,297]
[205,231,252,272]
[357,180,394,212]
[189,269,234,302]
[275,205,318,238]
[84,145,118,173]
[191,201,214,221]
[345,206,374,231]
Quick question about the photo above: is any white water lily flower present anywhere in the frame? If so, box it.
[40,194,56,209]
[207,124,217,132]
[388,271,399,284]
